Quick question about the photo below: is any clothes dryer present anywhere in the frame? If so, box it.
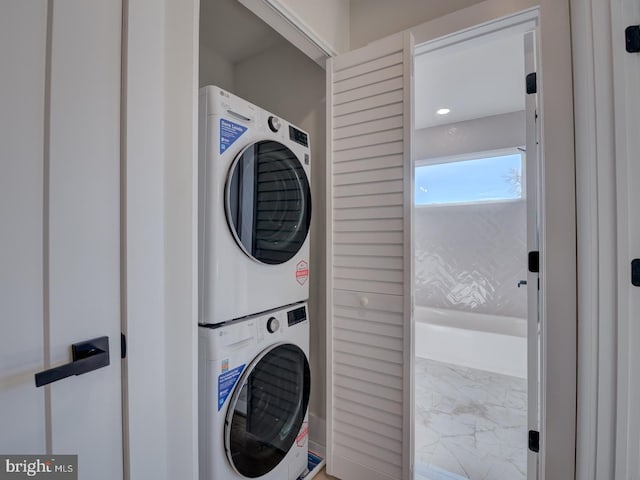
[199,86,312,324]
[198,302,310,480]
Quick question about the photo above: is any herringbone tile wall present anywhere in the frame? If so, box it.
[415,200,527,318]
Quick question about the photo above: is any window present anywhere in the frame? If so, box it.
[415,153,523,206]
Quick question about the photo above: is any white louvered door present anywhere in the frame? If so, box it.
[326,32,414,480]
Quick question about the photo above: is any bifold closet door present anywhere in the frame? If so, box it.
[326,31,413,480]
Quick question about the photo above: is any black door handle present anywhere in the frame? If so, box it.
[35,336,110,387]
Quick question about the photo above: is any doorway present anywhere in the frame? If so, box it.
[412,19,538,480]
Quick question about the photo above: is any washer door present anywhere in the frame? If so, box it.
[225,140,311,265]
[225,343,311,478]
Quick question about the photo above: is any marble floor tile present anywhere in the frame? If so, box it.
[415,358,527,480]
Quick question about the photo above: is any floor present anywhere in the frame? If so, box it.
[414,358,527,480]
[313,468,337,480]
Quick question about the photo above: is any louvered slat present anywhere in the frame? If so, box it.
[334,206,403,220]
[334,180,404,198]
[334,90,403,117]
[334,77,404,106]
[327,31,412,480]
[334,52,404,82]
[334,192,404,209]
[333,446,402,480]
[334,154,403,173]
[334,103,404,129]
[334,64,403,94]
[333,254,403,270]
[334,128,403,152]
[333,408,403,442]
[335,374,402,403]
[334,218,403,232]
[334,231,404,244]
[334,243,403,258]
[334,142,403,162]
[335,313,404,337]
[334,423,403,456]
[334,266,403,284]
[335,388,403,415]
[334,340,403,365]
[334,167,403,185]
[334,115,403,140]
[334,395,402,428]
[334,351,404,377]
[334,304,404,325]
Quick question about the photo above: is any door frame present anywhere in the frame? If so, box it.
[120,0,576,478]
[570,0,618,477]
[410,1,576,478]
[121,0,200,479]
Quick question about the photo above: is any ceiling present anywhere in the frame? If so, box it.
[414,31,526,130]
[200,0,286,64]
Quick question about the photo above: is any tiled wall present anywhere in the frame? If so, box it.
[415,200,527,318]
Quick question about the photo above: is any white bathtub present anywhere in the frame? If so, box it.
[414,306,527,379]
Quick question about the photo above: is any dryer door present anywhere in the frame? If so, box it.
[225,140,311,265]
[225,343,311,478]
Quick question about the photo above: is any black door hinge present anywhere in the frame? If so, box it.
[626,26,640,53]
[121,333,127,359]
[632,259,640,286]
[528,430,540,453]
[528,251,540,273]
[526,72,537,94]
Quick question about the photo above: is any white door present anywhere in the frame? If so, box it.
[326,31,414,480]
[0,1,124,478]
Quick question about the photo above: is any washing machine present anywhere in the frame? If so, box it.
[198,86,312,325]
[199,302,310,480]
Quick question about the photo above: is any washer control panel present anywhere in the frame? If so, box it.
[266,316,280,334]
[287,305,307,326]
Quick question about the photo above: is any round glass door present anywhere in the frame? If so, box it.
[225,140,311,265]
[225,344,311,478]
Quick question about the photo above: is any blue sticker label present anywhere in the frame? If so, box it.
[218,364,245,411]
[220,118,247,154]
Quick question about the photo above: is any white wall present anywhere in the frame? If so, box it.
[414,111,525,161]
[276,0,349,54]
[199,43,234,91]
[234,40,328,444]
[349,0,486,49]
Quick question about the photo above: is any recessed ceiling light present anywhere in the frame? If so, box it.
[436,108,451,115]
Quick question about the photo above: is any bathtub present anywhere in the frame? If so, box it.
[414,306,527,379]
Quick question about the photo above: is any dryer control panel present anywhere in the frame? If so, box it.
[289,126,308,147]
[287,305,307,326]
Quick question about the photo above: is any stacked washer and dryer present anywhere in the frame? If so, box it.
[198,86,313,480]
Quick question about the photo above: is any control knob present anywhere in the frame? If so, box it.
[267,317,280,333]
[268,116,281,132]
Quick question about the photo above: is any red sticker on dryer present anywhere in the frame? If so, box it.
[296,261,309,285]
[296,422,309,447]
